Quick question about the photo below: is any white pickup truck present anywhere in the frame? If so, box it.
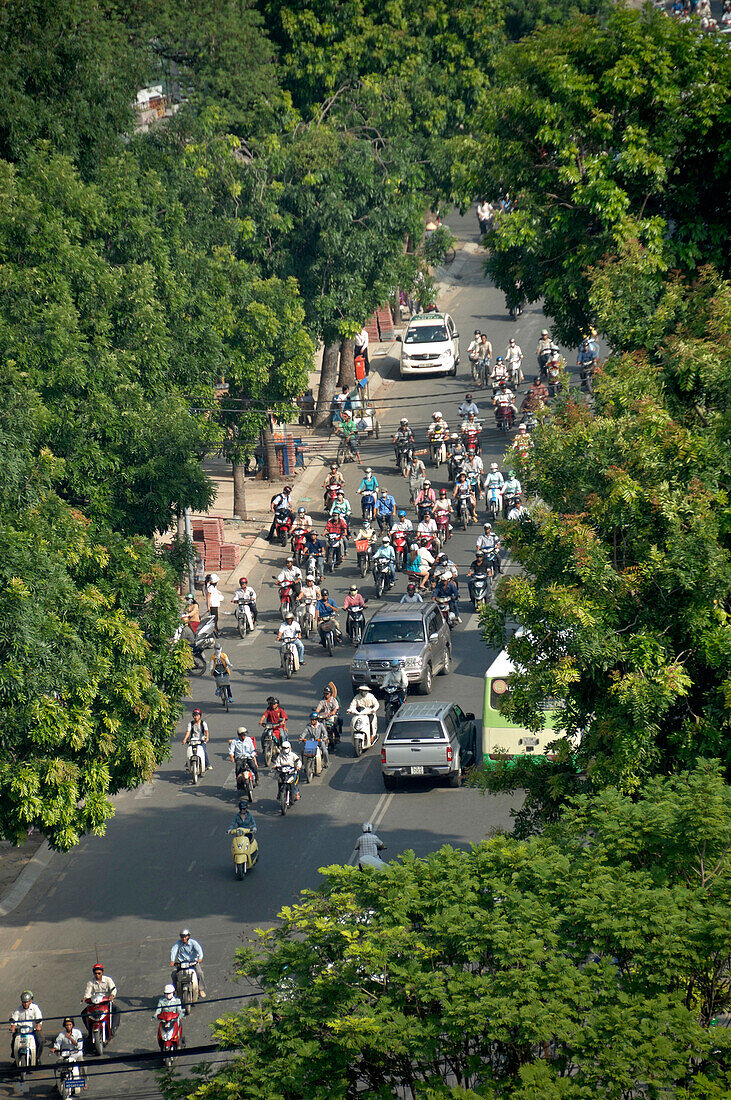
[381,701,475,790]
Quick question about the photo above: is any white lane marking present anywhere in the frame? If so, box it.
[164,897,173,910]
[223,768,236,790]
[347,793,393,865]
[187,860,196,873]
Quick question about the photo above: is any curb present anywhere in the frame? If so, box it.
[0,841,55,918]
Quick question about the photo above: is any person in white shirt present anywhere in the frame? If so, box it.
[229,726,259,784]
[400,582,423,604]
[354,326,370,371]
[52,1018,84,1056]
[277,558,303,600]
[348,685,379,739]
[505,338,524,386]
[206,573,223,635]
[294,505,313,529]
[233,577,257,625]
[298,577,321,622]
[10,991,44,1061]
[416,515,438,543]
[82,963,120,1036]
[277,612,305,666]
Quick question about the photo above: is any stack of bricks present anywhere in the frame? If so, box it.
[376,305,395,342]
[191,515,242,574]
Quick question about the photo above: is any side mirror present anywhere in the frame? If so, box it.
[453,332,459,339]
[396,334,402,341]
[429,632,439,641]
[465,712,475,721]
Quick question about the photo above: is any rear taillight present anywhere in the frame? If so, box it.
[446,747,453,762]
[381,748,386,765]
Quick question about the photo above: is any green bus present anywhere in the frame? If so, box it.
[481,648,559,763]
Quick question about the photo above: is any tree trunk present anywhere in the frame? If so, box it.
[263,425,279,481]
[338,337,355,390]
[232,461,248,519]
[315,341,341,429]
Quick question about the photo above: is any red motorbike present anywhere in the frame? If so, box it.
[157,1009,182,1068]
[495,404,513,433]
[435,510,452,543]
[392,530,408,571]
[462,424,482,455]
[86,994,113,1056]
[418,532,440,556]
[278,581,294,619]
[323,480,341,511]
[290,526,308,566]
[274,509,293,547]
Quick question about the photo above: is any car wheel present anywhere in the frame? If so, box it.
[441,647,451,675]
[448,767,462,788]
[418,665,433,695]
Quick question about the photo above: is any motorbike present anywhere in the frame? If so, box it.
[503,491,520,519]
[355,537,373,578]
[323,480,341,512]
[86,994,113,1055]
[396,439,414,476]
[261,723,283,767]
[417,531,440,556]
[156,1009,183,1068]
[235,601,255,638]
[470,572,491,610]
[274,508,293,547]
[13,1021,38,1079]
[277,580,295,620]
[55,1050,84,1096]
[178,615,216,673]
[290,526,308,566]
[547,363,561,397]
[391,530,408,570]
[508,360,523,389]
[495,404,513,433]
[428,431,447,467]
[324,531,343,572]
[485,486,502,521]
[374,557,394,598]
[276,763,299,814]
[360,490,376,521]
[280,638,300,679]
[322,714,340,750]
[384,684,405,723]
[350,707,378,757]
[491,369,510,395]
[436,594,458,630]
[448,451,466,483]
[454,493,471,530]
[234,758,257,802]
[318,614,338,657]
[186,739,206,785]
[462,423,482,455]
[229,827,259,880]
[416,498,435,523]
[174,962,199,1015]
[297,598,316,639]
[346,605,367,646]
[304,551,323,585]
[301,737,323,783]
[435,510,452,543]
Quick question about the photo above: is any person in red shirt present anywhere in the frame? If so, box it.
[324,512,349,557]
[259,697,288,732]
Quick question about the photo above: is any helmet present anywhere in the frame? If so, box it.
[210,573,220,584]
[284,611,294,620]
[238,577,247,587]
[321,588,329,597]
[21,991,33,1002]
[398,509,406,518]
[438,552,448,562]
[214,643,222,653]
[238,799,248,812]
[358,684,370,692]
[490,463,498,471]
[337,490,344,497]
[518,424,527,432]
[164,984,176,996]
[283,486,292,493]
[280,740,291,752]
[309,710,319,720]
[349,585,358,593]
[439,488,447,497]
[63,1017,74,1026]
[192,708,201,716]
[423,480,431,487]
[400,417,408,425]
[390,659,401,668]
[484,523,492,531]
[465,393,472,401]
[380,489,388,496]
[237,726,247,736]
[298,506,305,514]
[185,592,195,602]
[286,555,294,563]
[180,929,191,937]
[266,696,276,705]
[407,582,416,592]
[365,467,372,475]
[362,822,373,833]
[541,328,548,336]
[330,462,338,470]
[450,433,459,441]
[509,337,516,345]
[496,356,503,363]
[433,410,442,419]
[364,520,373,530]
[474,329,480,336]
[323,685,332,694]
[381,535,390,544]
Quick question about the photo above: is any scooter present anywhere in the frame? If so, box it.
[396,439,414,476]
[485,486,502,522]
[355,537,373,578]
[234,757,257,802]
[384,684,405,723]
[13,1020,38,1079]
[280,638,300,679]
[274,508,293,547]
[156,1009,183,1068]
[392,530,408,570]
[350,706,378,757]
[186,739,206,785]
[300,737,323,783]
[495,404,513,433]
[359,850,388,872]
[277,580,295,620]
[55,1050,84,1096]
[360,490,376,522]
[469,572,491,610]
[235,601,255,638]
[290,526,308,566]
[318,614,339,657]
[305,553,323,584]
[177,615,216,673]
[435,511,452,544]
[276,764,299,814]
[346,605,367,645]
[261,723,284,766]
[228,827,259,880]
[374,557,394,598]
[297,598,316,639]
[324,531,343,572]
[174,962,199,1015]
[86,994,113,1055]
[436,595,458,630]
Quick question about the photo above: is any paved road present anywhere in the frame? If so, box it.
[0,208,558,1099]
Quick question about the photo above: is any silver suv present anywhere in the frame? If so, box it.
[350,605,451,695]
[381,701,475,789]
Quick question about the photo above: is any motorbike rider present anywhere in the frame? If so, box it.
[357,468,379,518]
[453,471,477,523]
[433,488,452,529]
[521,376,549,413]
[316,683,342,742]
[267,485,294,542]
[323,511,348,562]
[259,697,288,737]
[154,986,184,1047]
[458,393,479,420]
[277,611,305,666]
[382,658,408,708]
[274,739,302,801]
[407,452,427,502]
[467,550,492,604]
[354,517,378,550]
[536,329,558,373]
[344,583,367,613]
[467,329,482,366]
[392,417,415,467]
[484,463,504,511]
[490,356,510,392]
[302,528,326,573]
[400,581,423,604]
[170,930,206,998]
[329,489,352,538]
[434,570,461,622]
[300,711,329,768]
[372,534,396,586]
[415,479,436,514]
[82,963,120,1037]
[502,471,523,513]
[210,643,234,704]
[277,557,303,600]
[182,592,200,632]
[447,434,466,481]
[493,380,518,426]
[416,510,438,546]
[511,422,532,456]
[297,573,321,624]
[10,991,43,1062]
[391,509,414,537]
[506,337,524,384]
[354,822,387,870]
[294,505,313,530]
[477,333,493,386]
[52,1017,83,1057]
[315,588,343,646]
[232,576,257,626]
[375,488,397,531]
[228,800,257,833]
[427,411,449,463]
[183,708,212,771]
[463,451,484,494]
[507,494,529,521]
[336,409,362,462]
[323,463,344,509]
[476,523,502,572]
[229,726,259,785]
[348,684,378,740]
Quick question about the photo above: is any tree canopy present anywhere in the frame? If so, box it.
[161,762,731,1099]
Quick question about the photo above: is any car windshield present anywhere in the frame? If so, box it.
[385,720,446,741]
[405,325,448,344]
[363,621,425,644]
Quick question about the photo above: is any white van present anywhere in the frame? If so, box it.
[398,312,460,377]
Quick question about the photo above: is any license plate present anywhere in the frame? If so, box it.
[410,765,424,775]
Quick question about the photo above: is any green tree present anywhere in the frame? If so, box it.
[162,763,731,1099]
[472,7,731,344]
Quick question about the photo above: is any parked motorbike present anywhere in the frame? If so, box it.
[13,1021,38,1079]
[280,638,300,679]
[156,1009,182,1068]
[276,764,298,814]
[346,605,367,646]
[436,594,458,630]
[350,707,379,757]
[229,827,259,880]
[86,994,113,1055]
[174,963,199,1016]
[55,1050,84,1096]
[186,739,206,785]
[355,537,372,578]
[325,531,343,573]
[374,557,394,598]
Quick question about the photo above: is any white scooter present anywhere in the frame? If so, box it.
[55,1050,84,1097]
[349,704,379,757]
[174,961,199,1015]
[186,740,206,785]
[12,1021,38,1080]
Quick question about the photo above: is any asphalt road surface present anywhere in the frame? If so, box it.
[0,208,563,1099]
